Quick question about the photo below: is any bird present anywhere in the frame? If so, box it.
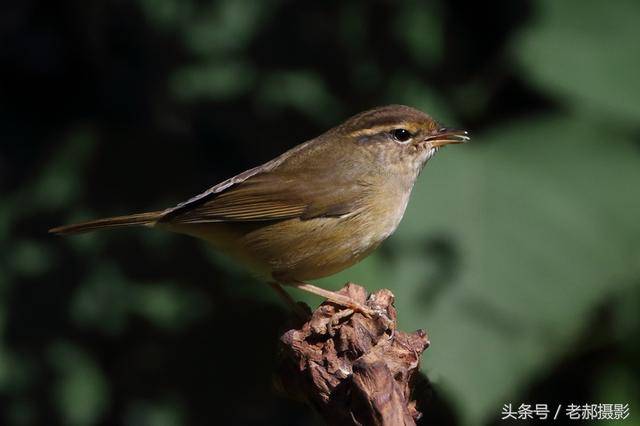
[50,105,469,315]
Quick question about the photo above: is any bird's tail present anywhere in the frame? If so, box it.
[49,211,163,235]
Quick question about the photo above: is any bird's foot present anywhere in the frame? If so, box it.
[285,281,394,331]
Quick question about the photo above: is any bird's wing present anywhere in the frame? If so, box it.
[161,170,368,224]
[163,174,361,224]
[159,138,371,224]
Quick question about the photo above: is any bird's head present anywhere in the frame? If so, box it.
[336,104,469,180]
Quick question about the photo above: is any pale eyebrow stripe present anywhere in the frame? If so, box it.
[349,123,419,138]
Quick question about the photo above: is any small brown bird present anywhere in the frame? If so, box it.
[51,105,469,314]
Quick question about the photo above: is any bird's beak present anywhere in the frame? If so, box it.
[424,128,470,148]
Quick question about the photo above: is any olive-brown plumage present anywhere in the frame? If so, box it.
[50,105,469,311]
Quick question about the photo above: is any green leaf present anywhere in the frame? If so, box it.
[28,129,96,211]
[393,0,443,67]
[171,61,255,101]
[257,71,343,125]
[131,282,210,331]
[125,400,185,426]
[515,0,640,123]
[8,240,52,277]
[70,264,133,335]
[49,343,109,426]
[183,0,268,56]
[137,0,193,29]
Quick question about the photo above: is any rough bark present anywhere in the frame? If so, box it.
[276,283,430,425]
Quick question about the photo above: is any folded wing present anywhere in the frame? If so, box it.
[161,164,369,225]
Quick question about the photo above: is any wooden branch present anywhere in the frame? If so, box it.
[276,283,430,425]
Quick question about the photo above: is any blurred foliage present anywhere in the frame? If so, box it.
[1,0,639,425]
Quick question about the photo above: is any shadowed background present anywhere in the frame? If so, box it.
[1,0,640,425]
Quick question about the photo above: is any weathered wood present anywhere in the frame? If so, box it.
[276,283,430,425]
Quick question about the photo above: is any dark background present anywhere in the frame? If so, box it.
[2,0,639,425]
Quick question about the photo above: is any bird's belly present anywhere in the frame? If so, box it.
[165,206,405,282]
[256,216,386,281]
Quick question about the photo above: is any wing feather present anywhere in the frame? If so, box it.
[160,138,372,225]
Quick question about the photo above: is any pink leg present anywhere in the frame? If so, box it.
[284,281,375,316]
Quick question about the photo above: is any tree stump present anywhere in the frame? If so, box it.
[276,283,430,425]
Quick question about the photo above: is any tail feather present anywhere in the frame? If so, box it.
[49,211,163,235]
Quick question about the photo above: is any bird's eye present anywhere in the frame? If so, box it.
[391,129,412,143]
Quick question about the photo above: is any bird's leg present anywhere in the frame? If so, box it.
[268,282,310,320]
[284,281,376,317]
